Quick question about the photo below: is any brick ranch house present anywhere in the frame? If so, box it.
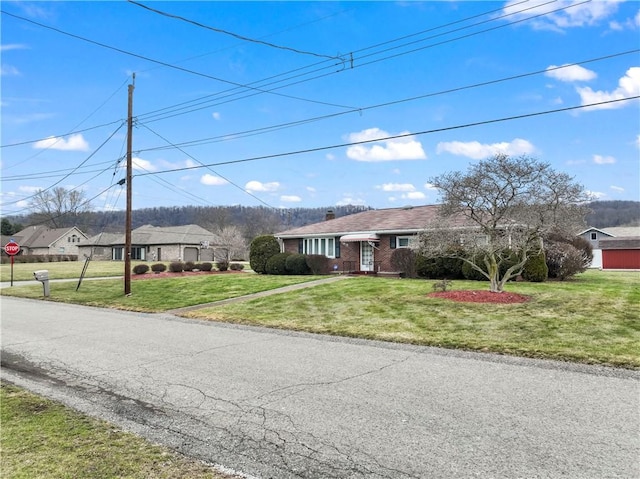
[276,205,467,274]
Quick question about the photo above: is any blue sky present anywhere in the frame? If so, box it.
[1,1,639,215]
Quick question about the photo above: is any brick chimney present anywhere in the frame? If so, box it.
[325,209,335,221]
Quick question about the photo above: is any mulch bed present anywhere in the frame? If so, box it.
[427,290,531,304]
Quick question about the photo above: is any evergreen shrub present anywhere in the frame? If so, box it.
[169,261,184,273]
[265,252,291,275]
[216,259,229,271]
[199,262,213,272]
[151,263,166,273]
[249,235,280,274]
[305,254,330,275]
[133,264,149,274]
[285,253,311,275]
[522,251,548,282]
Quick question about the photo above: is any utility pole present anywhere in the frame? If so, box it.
[124,74,135,295]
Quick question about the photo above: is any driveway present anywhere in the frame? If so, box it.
[2,297,638,478]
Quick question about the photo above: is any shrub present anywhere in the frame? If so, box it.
[265,252,291,275]
[285,253,311,275]
[169,261,184,273]
[462,259,487,281]
[305,254,330,275]
[522,251,548,282]
[415,251,465,279]
[151,263,166,273]
[249,235,281,274]
[183,261,196,272]
[199,262,213,272]
[391,248,417,278]
[229,262,245,271]
[132,264,149,275]
[546,243,588,280]
[216,259,229,271]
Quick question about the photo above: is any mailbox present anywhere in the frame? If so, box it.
[34,270,49,281]
[33,270,50,297]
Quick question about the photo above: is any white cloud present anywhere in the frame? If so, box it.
[378,183,415,192]
[280,195,302,203]
[636,134,640,148]
[132,157,156,171]
[212,112,221,120]
[33,133,89,151]
[545,64,597,82]
[0,44,29,52]
[503,0,623,30]
[593,154,616,165]
[392,168,401,175]
[610,185,625,192]
[201,174,228,186]
[326,153,336,161]
[306,186,316,193]
[346,128,426,162]
[403,191,426,200]
[577,67,640,110]
[245,180,279,192]
[336,196,367,206]
[424,182,438,191]
[436,138,534,159]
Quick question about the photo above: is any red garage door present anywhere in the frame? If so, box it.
[602,250,640,269]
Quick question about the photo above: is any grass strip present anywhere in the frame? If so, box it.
[0,382,233,479]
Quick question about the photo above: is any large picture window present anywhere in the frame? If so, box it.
[300,237,338,258]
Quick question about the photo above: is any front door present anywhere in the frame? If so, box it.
[360,242,374,272]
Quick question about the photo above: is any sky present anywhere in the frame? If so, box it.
[1,1,639,216]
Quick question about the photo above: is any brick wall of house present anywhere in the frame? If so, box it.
[282,235,414,273]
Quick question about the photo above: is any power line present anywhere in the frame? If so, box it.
[136,49,639,153]
[0,10,354,111]
[127,0,340,60]
[135,96,639,177]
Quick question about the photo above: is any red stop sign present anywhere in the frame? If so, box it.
[4,242,20,256]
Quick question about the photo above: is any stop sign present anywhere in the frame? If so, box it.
[4,241,20,256]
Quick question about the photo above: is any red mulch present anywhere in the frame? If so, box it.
[132,270,244,280]
[427,290,530,304]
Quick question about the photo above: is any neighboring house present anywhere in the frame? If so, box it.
[2,225,87,257]
[79,224,220,262]
[577,226,640,269]
[276,205,467,274]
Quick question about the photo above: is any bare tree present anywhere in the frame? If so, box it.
[417,154,590,292]
[29,187,92,228]
[214,225,248,261]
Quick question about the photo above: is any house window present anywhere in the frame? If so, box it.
[396,236,416,248]
[59,247,65,253]
[591,232,597,240]
[113,248,123,260]
[301,237,337,258]
[131,247,145,260]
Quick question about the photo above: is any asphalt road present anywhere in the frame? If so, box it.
[2,296,638,479]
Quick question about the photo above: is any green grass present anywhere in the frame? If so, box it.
[1,260,141,282]
[183,270,640,368]
[0,273,323,312]
[0,383,230,479]
[2,268,638,367]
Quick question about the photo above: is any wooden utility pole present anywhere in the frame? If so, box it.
[124,75,135,295]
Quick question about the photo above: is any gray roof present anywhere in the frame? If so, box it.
[11,225,86,248]
[599,237,640,250]
[601,226,640,237]
[277,205,469,238]
[82,224,220,246]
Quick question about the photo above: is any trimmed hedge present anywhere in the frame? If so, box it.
[169,261,184,273]
[285,253,311,275]
[132,264,149,275]
[230,262,244,271]
[151,263,167,273]
[199,262,213,272]
[216,259,229,272]
[305,254,329,275]
[265,252,291,275]
[522,250,548,282]
[249,235,280,274]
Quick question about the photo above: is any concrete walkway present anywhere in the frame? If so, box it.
[167,275,353,314]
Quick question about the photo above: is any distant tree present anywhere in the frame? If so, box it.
[1,218,22,236]
[417,154,590,292]
[29,187,92,228]
[242,208,283,242]
[214,225,248,261]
